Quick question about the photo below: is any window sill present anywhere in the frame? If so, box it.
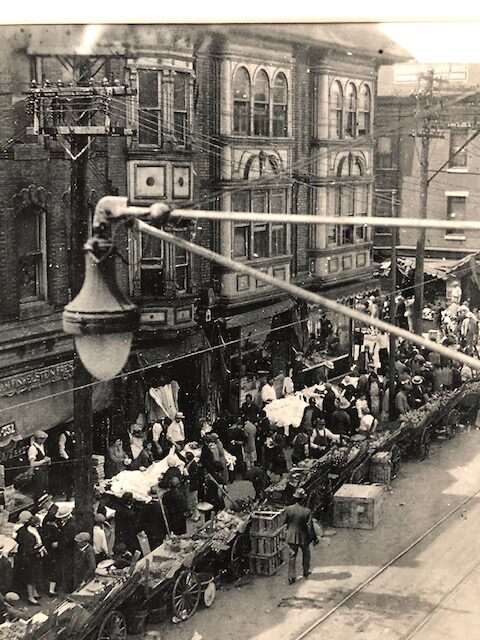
[19,300,53,321]
[446,167,468,173]
[444,235,466,241]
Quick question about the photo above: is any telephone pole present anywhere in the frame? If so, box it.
[412,70,444,334]
[388,190,398,420]
[26,73,134,533]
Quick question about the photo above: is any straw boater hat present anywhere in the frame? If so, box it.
[338,396,351,410]
[34,430,48,440]
[412,376,424,385]
[55,505,73,520]
[176,412,185,420]
[323,360,334,370]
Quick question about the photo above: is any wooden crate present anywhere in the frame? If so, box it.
[250,509,285,535]
[250,526,286,555]
[333,483,384,530]
[369,452,392,485]
[249,546,286,576]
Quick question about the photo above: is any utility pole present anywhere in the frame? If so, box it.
[26,72,135,535]
[388,190,398,421]
[412,70,444,334]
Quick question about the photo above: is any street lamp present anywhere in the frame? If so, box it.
[62,235,140,380]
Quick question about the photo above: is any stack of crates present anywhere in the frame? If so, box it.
[369,451,392,486]
[249,509,287,576]
[91,455,105,484]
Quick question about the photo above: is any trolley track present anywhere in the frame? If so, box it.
[292,485,480,640]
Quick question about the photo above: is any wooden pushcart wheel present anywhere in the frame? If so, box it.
[97,610,127,640]
[172,569,201,621]
[445,408,459,439]
[390,444,401,478]
[417,427,431,460]
[230,532,251,579]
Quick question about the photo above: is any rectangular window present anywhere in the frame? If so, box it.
[173,73,188,145]
[231,189,288,259]
[140,235,165,297]
[138,69,161,145]
[17,210,45,302]
[272,104,287,137]
[446,195,466,236]
[354,185,368,242]
[377,136,393,169]
[233,103,250,136]
[449,129,468,168]
[270,189,287,256]
[252,191,268,258]
[254,104,269,136]
[232,191,250,258]
[173,228,189,292]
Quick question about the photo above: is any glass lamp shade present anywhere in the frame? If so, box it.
[74,332,133,381]
[63,238,140,380]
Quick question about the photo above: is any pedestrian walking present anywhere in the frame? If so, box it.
[28,431,51,504]
[243,418,257,470]
[285,488,319,585]
[56,504,76,593]
[41,503,60,597]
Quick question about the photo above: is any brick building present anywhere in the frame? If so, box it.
[375,62,480,306]
[0,24,405,476]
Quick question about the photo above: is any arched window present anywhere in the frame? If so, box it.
[253,70,270,136]
[233,67,251,135]
[358,85,371,136]
[329,81,343,139]
[345,83,357,137]
[272,73,288,137]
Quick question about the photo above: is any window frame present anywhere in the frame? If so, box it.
[16,205,47,303]
[272,72,288,138]
[446,194,467,238]
[233,66,252,136]
[358,84,371,136]
[448,128,469,170]
[133,66,192,148]
[253,69,270,137]
[232,188,289,260]
[345,83,357,138]
[329,80,343,139]
[329,155,370,247]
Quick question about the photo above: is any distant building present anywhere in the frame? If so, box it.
[374,62,480,306]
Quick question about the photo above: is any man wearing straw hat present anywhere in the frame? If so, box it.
[285,488,318,585]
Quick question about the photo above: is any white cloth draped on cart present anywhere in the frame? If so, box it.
[148,381,179,420]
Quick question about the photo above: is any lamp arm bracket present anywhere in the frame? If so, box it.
[92,196,171,231]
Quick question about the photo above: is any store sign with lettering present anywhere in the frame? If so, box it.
[0,362,74,397]
[0,422,16,439]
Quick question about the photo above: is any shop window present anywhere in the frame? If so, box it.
[272,73,288,137]
[232,189,289,259]
[377,136,393,169]
[134,67,192,147]
[345,83,357,138]
[354,184,369,242]
[449,129,468,168]
[446,195,466,237]
[16,206,46,302]
[253,70,270,136]
[233,67,251,135]
[358,85,371,136]
[329,81,343,139]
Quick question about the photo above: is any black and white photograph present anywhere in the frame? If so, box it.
[1,9,480,640]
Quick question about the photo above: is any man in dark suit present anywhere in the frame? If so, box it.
[284,488,319,584]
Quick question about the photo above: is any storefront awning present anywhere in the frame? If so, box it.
[0,361,113,448]
[134,330,208,369]
[318,280,380,304]
[396,256,474,280]
[224,298,295,330]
